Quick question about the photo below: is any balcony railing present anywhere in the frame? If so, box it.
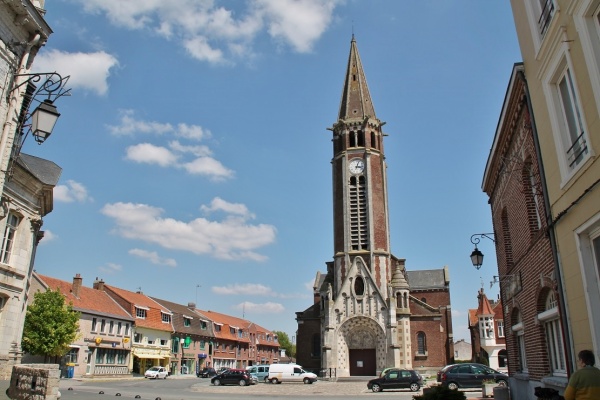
[538,0,555,36]
[567,132,588,168]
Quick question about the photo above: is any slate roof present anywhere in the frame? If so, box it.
[17,153,62,185]
[151,297,215,337]
[197,309,253,344]
[34,273,133,321]
[406,268,449,290]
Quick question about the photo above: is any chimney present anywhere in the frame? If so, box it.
[188,302,196,309]
[93,277,105,291]
[72,274,82,297]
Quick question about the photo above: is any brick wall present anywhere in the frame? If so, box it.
[484,79,560,382]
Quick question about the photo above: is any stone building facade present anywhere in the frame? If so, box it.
[0,0,59,380]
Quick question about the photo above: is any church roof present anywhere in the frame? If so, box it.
[406,268,449,290]
[338,35,376,121]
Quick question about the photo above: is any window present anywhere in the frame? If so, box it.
[100,319,106,333]
[230,327,235,334]
[1,213,20,264]
[416,332,427,356]
[134,333,143,343]
[200,320,207,329]
[574,0,600,113]
[557,67,588,169]
[200,340,205,349]
[545,56,591,181]
[135,307,147,319]
[117,322,122,335]
[497,320,505,338]
[354,276,365,296]
[480,317,494,339]
[106,349,116,364]
[91,318,97,332]
[160,339,168,346]
[117,350,127,364]
[66,348,79,364]
[538,291,566,375]
[161,312,171,323]
[184,317,191,327]
[512,311,527,372]
[214,324,222,332]
[96,348,105,364]
[109,321,114,334]
[523,0,556,51]
[125,323,130,336]
[349,176,368,251]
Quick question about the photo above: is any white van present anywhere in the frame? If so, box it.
[246,364,270,382]
[268,363,317,384]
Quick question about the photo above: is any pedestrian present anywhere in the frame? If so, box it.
[564,349,600,400]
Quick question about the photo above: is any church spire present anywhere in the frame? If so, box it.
[338,36,376,121]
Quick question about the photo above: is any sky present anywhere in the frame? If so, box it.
[26,0,521,345]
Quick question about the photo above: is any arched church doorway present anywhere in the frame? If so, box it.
[339,317,384,376]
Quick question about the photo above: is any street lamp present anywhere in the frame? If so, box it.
[470,233,495,270]
[30,99,60,143]
[10,72,70,148]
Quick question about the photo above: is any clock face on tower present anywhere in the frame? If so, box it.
[348,158,365,174]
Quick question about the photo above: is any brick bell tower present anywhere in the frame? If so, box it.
[319,35,411,377]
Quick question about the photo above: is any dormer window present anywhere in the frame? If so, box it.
[161,312,171,323]
[135,306,147,319]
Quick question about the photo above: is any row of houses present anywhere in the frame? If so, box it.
[27,273,280,378]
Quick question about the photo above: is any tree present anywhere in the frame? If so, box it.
[274,331,296,358]
[22,288,80,361]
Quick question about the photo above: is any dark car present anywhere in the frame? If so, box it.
[367,368,423,392]
[197,367,217,378]
[437,363,508,390]
[211,368,253,386]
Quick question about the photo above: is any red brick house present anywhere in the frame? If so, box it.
[481,63,566,398]
[468,289,507,372]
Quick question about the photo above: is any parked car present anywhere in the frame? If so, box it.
[197,367,217,378]
[211,369,254,386]
[367,368,423,392]
[436,363,508,390]
[144,366,168,379]
[246,365,270,382]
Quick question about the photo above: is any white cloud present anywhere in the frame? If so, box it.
[54,180,93,203]
[108,110,174,137]
[181,157,234,181]
[101,200,276,261]
[33,50,118,96]
[76,0,342,64]
[99,262,123,274]
[201,197,254,218]
[39,230,56,245]
[129,248,177,267]
[256,0,339,53]
[169,141,212,157]
[212,283,276,296]
[125,143,179,166]
[233,301,284,313]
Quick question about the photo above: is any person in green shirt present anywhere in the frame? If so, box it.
[564,350,600,400]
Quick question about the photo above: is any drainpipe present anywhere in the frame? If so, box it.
[517,70,574,375]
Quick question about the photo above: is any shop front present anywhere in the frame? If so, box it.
[132,347,170,375]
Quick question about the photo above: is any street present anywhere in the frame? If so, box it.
[2,376,485,400]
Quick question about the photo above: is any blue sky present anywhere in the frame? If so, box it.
[27,0,520,344]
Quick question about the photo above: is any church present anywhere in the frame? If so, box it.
[295,37,454,377]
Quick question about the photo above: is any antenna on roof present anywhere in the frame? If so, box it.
[242,302,245,319]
